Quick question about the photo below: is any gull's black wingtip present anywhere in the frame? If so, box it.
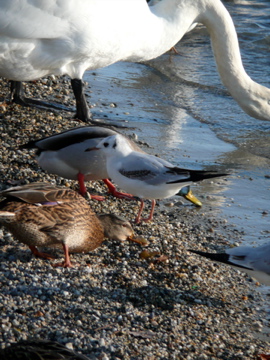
[166,167,230,184]
[19,140,37,149]
[188,249,231,264]
[188,249,253,270]
[188,170,230,182]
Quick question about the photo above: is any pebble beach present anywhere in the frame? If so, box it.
[0,76,269,359]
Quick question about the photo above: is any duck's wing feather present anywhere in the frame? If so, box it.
[0,183,77,204]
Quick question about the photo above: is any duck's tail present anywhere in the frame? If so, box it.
[0,211,16,223]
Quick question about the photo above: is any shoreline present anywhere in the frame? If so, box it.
[0,77,269,359]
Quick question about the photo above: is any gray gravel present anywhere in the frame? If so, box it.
[0,76,269,359]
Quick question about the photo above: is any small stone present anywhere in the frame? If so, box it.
[99,338,106,347]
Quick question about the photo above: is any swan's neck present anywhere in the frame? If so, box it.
[137,0,270,120]
[198,3,250,96]
[92,0,270,120]
[197,0,270,120]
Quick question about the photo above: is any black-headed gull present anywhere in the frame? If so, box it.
[20,126,202,206]
[0,0,269,121]
[21,126,141,200]
[189,243,270,286]
[89,134,227,223]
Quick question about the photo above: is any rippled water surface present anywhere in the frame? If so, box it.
[85,0,270,247]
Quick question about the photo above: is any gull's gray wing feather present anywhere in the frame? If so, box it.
[118,153,190,186]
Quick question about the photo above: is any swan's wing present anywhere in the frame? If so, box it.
[0,0,69,39]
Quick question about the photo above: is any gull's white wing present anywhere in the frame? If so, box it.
[227,243,270,274]
[118,152,190,186]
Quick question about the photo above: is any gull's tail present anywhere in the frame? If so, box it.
[166,167,228,184]
[188,249,252,270]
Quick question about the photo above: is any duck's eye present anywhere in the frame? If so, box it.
[103,142,109,148]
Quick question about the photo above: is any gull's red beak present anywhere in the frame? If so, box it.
[85,146,100,152]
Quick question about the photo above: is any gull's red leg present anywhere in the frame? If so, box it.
[103,179,136,200]
[77,172,105,200]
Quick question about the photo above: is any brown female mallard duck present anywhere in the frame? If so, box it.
[0,183,134,267]
[0,339,89,360]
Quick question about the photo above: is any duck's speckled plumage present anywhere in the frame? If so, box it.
[0,183,103,252]
[0,183,133,267]
[0,339,90,360]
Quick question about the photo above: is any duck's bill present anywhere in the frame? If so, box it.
[183,189,202,207]
[127,234,149,246]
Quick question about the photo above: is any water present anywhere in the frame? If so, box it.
[84,0,270,250]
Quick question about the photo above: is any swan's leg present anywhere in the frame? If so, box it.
[170,46,179,54]
[71,78,112,125]
[9,80,71,111]
[103,179,136,200]
[10,81,26,105]
[28,245,56,260]
[71,78,93,122]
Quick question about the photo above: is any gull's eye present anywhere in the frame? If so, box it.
[103,142,109,148]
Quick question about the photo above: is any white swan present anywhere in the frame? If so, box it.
[0,0,269,121]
